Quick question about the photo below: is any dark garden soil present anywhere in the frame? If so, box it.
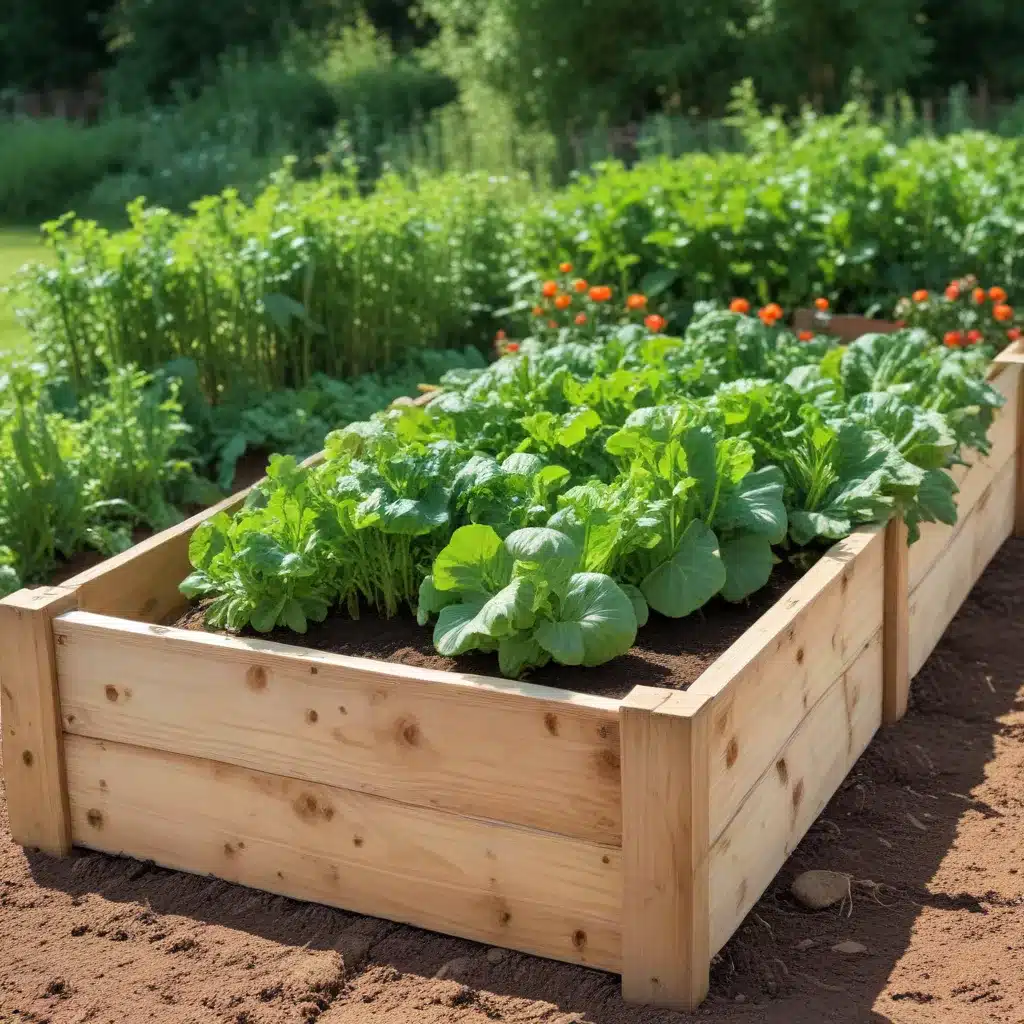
[3,539,1024,1023]
[174,560,806,700]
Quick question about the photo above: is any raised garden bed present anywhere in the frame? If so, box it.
[2,345,1022,1011]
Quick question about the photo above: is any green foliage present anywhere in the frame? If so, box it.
[0,364,201,584]
[15,167,530,397]
[183,299,1001,678]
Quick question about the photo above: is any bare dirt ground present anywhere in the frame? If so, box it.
[3,539,1024,1024]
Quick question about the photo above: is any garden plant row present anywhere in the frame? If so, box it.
[2,278,1022,1011]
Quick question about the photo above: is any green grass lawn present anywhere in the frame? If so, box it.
[0,228,49,360]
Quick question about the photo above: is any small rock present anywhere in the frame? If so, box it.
[433,957,472,981]
[734,993,747,1003]
[831,940,867,955]
[791,870,851,910]
[906,813,928,832]
[795,938,817,951]
[485,948,505,965]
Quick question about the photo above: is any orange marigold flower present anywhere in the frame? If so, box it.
[912,289,929,302]
[589,285,612,302]
[989,286,1007,302]
[973,287,986,304]
[945,283,960,301]
[495,329,507,341]
[548,319,558,329]
[798,330,814,341]
[814,297,829,311]
[626,293,648,310]
[967,329,983,345]
[559,261,573,274]
[554,294,572,310]
[1008,327,1022,341]
[729,297,750,314]
[505,341,520,353]
[573,278,588,293]
[532,305,543,317]
[574,313,587,325]
[994,302,1014,321]
[541,280,558,298]
[758,302,783,325]
[943,331,962,348]
[644,313,666,332]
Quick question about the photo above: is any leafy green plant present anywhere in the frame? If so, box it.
[417,524,638,677]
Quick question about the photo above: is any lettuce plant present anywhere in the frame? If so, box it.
[417,525,638,678]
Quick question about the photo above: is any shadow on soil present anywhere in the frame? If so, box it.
[23,538,1024,1024]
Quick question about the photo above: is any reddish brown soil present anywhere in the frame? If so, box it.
[175,561,806,699]
[3,540,1024,1024]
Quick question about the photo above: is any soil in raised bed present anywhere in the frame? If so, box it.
[3,539,1023,1023]
[174,559,806,700]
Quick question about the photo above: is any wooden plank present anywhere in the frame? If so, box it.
[62,451,324,624]
[708,630,883,955]
[0,586,78,853]
[882,517,910,726]
[909,454,1016,677]
[791,310,898,342]
[65,735,621,970]
[908,362,1019,590]
[690,526,884,843]
[619,687,710,1009]
[55,612,623,844]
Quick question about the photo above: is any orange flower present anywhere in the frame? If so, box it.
[943,331,962,348]
[574,313,587,325]
[945,283,960,301]
[505,341,520,353]
[532,305,543,317]
[554,294,572,310]
[994,303,1014,322]
[495,329,507,341]
[814,297,829,311]
[573,278,588,293]
[758,302,783,325]
[626,293,648,311]
[973,287,987,304]
[967,329,983,345]
[729,297,750,314]
[798,330,814,341]
[1008,327,1022,341]
[989,286,1007,302]
[912,289,929,302]
[541,280,558,298]
[644,313,666,332]
[559,261,573,274]
[547,319,558,329]
[589,285,612,302]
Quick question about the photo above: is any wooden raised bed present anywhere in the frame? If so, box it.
[2,346,1023,1011]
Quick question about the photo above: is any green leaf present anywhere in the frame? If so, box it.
[282,598,308,633]
[719,534,775,602]
[536,572,637,666]
[505,527,579,566]
[619,583,650,627]
[433,597,490,655]
[501,453,545,476]
[432,524,512,595]
[715,466,788,543]
[416,574,455,625]
[251,597,285,633]
[497,632,550,677]
[188,513,230,570]
[789,508,852,546]
[641,520,726,617]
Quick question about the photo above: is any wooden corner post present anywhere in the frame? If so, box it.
[619,686,711,1010]
[0,586,78,854]
[1015,363,1024,538]
[882,516,910,726]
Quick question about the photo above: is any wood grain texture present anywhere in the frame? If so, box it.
[62,451,324,624]
[619,687,710,1009]
[882,517,910,726]
[908,454,1016,678]
[65,735,621,970]
[909,362,1019,590]
[55,612,623,844]
[690,526,884,843]
[0,586,78,853]
[708,630,883,955]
